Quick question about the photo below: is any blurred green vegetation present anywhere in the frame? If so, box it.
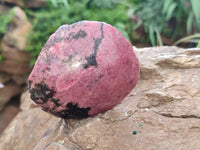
[131,0,200,46]
[0,0,200,65]
[0,9,14,38]
[0,9,14,62]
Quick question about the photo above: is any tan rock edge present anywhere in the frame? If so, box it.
[0,46,200,150]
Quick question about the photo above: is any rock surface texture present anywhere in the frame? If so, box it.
[0,46,200,150]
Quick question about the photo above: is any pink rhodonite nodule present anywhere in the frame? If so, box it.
[28,21,140,119]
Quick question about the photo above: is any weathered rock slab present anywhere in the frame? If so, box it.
[0,105,19,135]
[0,42,31,74]
[0,82,22,111]
[0,46,200,150]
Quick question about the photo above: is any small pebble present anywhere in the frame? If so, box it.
[132,131,137,135]
[28,20,140,119]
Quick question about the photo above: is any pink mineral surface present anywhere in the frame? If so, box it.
[28,21,140,119]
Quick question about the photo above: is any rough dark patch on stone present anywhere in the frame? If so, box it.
[66,30,87,41]
[66,37,70,40]
[46,67,50,71]
[98,74,104,79]
[29,81,55,104]
[69,32,75,37]
[53,37,62,43]
[53,102,91,119]
[51,98,61,107]
[68,55,73,61]
[83,53,98,69]
[72,30,87,40]
[42,106,50,112]
[59,25,70,33]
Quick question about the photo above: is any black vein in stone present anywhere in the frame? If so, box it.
[83,23,104,69]
[53,102,91,119]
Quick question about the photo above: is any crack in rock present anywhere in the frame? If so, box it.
[67,133,85,150]
[141,91,183,108]
[154,111,200,119]
[155,55,200,69]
